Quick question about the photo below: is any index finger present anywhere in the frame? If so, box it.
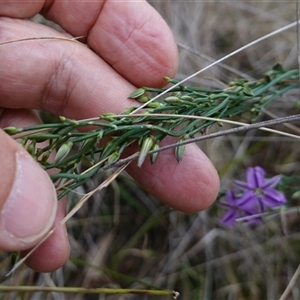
[1,0,179,87]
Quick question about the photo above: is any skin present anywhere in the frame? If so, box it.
[0,0,219,273]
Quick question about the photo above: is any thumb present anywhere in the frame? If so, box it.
[0,129,57,251]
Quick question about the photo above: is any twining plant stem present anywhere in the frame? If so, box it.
[4,66,299,199]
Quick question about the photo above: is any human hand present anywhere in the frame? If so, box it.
[0,1,219,273]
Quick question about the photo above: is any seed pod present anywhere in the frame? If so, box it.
[163,76,172,83]
[20,139,28,147]
[164,96,181,104]
[147,101,162,108]
[175,139,186,163]
[107,151,120,165]
[181,95,194,101]
[27,141,36,156]
[59,116,67,122]
[150,142,160,164]
[129,88,146,99]
[41,152,50,164]
[136,95,150,103]
[3,126,20,135]
[55,141,73,163]
[121,107,136,114]
[100,112,116,118]
[100,113,117,122]
[138,136,155,167]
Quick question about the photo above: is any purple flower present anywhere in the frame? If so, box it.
[234,166,287,212]
[220,190,260,227]
[220,166,287,227]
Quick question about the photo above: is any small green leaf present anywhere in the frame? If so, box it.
[55,141,73,163]
[243,86,254,97]
[97,130,104,141]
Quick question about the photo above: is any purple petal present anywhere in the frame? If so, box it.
[262,175,281,189]
[246,166,266,189]
[220,209,239,227]
[257,198,266,213]
[262,188,287,208]
[235,190,257,210]
[233,180,250,190]
[225,190,238,205]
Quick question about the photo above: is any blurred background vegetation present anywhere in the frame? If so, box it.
[1,1,300,299]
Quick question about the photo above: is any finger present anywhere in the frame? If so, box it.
[0,2,44,18]
[0,17,136,118]
[0,127,57,251]
[0,0,178,87]
[126,137,219,213]
[0,19,219,212]
[1,109,70,271]
[43,0,179,87]
[21,198,70,273]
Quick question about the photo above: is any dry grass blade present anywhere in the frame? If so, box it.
[0,36,85,46]
[132,20,300,113]
[279,264,300,300]
[0,285,179,298]
[6,163,129,276]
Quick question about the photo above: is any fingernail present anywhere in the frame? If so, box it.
[2,152,57,244]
